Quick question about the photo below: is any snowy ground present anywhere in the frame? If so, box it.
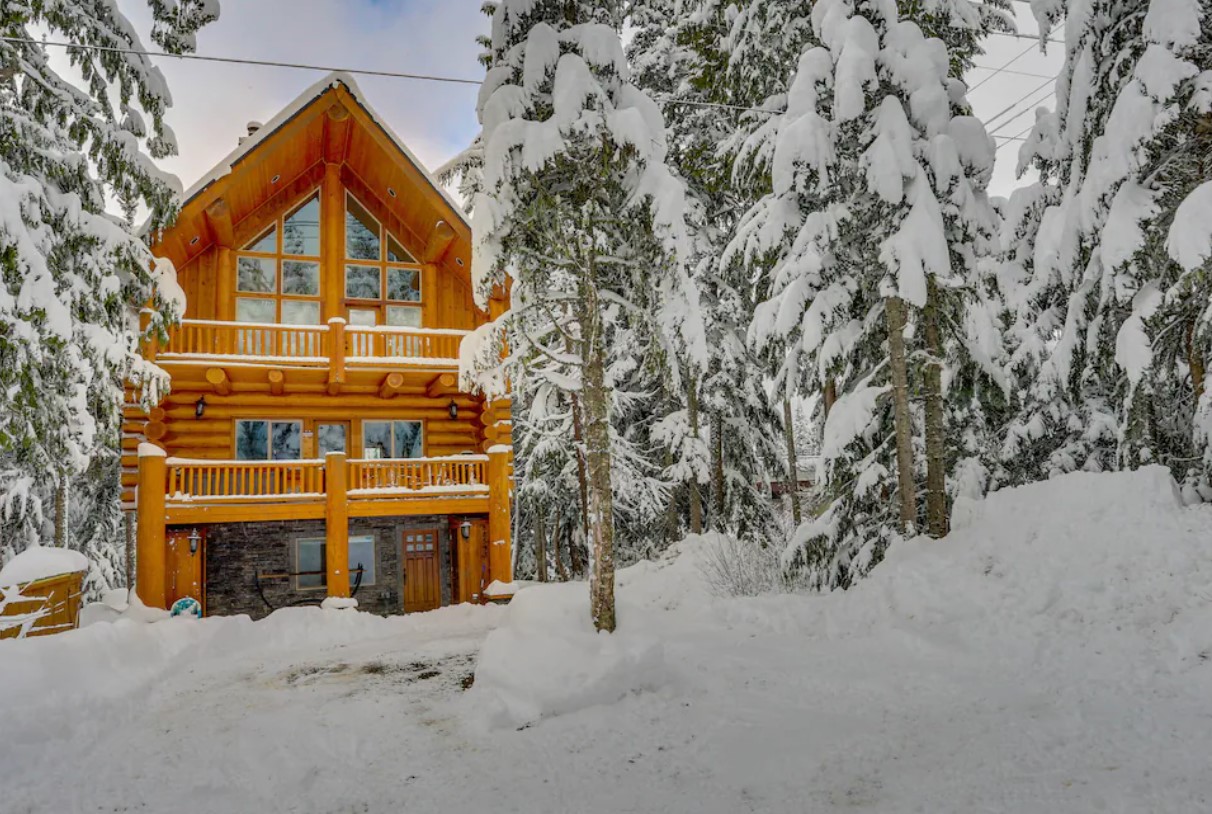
[3,466,1212,813]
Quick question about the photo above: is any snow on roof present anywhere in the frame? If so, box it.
[178,71,467,228]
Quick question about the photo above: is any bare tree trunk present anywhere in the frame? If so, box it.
[782,396,802,525]
[711,413,725,528]
[534,509,548,583]
[54,476,67,548]
[824,377,837,421]
[687,378,703,535]
[884,296,917,535]
[1188,320,1206,403]
[579,280,616,633]
[569,389,590,545]
[553,518,570,582]
[922,277,948,538]
[663,445,679,544]
[569,524,585,578]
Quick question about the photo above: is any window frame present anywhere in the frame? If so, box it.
[235,190,323,325]
[294,535,377,591]
[233,419,304,462]
[343,192,424,327]
[360,419,425,460]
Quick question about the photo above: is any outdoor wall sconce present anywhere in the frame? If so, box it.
[460,520,472,540]
[195,396,206,418]
[448,400,458,420]
[187,528,201,555]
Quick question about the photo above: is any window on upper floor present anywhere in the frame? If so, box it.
[344,193,422,329]
[361,420,423,460]
[235,419,302,461]
[236,192,322,326]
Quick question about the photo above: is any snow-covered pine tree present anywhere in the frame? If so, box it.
[0,1,217,574]
[733,0,999,587]
[1003,0,1212,494]
[465,0,697,630]
[630,0,787,544]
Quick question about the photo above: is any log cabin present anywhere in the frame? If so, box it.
[126,74,512,618]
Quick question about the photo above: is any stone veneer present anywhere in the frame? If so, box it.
[191,515,454,619]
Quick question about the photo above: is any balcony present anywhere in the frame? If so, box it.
[153,318,468,368]
[153,453,497,524]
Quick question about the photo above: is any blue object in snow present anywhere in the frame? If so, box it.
[170,597,202,618]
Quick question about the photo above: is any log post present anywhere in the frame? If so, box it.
[487,446,513,586]
[136,444,168,609]
[324,451,350,598]
[327,317,346,396]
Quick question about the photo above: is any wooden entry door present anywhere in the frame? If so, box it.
[402,529,441,613]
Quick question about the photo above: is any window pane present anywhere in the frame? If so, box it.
[245,227,276,254]
[345,265,381,299]
[283,194,320,256]
[387,268,420,302]
[271,422,301,461]
[281,300,320,325]
[363,421,392,459]
[387,234,416,264]
[298,539,325,589]
[283,261,319,295]
[235,420,268,460]
[345,196,380,261]
[386,305,421,328]
[317,423,347,456]
[348,308,378,327]
[237,256,276,293]
[394,421,423,459]
[235,298,275,323]
[349,536,375,587]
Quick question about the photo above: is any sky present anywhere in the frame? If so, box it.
[114,0,1060,201]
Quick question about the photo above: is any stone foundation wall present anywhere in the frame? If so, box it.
[193,515,455,620]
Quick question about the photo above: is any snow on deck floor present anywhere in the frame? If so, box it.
[3,466,1212,813]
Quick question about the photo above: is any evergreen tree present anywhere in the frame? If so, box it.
[465,0,696,630]
[0,1,217,567]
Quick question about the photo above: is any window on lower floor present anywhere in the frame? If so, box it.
[362,420,423,459]
[296,535,376,590]
[235,420,302,461]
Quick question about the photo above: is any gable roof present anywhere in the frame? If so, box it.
[151,72,470,275]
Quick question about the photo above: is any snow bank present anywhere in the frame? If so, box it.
[0,545,89,587]
[467,582,668,729]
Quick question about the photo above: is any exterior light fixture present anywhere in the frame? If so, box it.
[448,400,458,420]
[460,520,472,540]
[187,528,201,555]
[195,396,206,418]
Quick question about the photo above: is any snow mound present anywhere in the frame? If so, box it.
[0,545,89,587]
[467,582,668,729]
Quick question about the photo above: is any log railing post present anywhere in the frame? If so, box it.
[327,318,346,396]
[324,451,350,598]
[487,446,513,586]
[136,443,168,609]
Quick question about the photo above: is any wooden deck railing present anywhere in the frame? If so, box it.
[348,456,487,494]
[164,455,488,502]
[159,319,468,364]
[167,459,328,500]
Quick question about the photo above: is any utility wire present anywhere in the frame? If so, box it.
[969,23,1059,92]
[983,78,1055,132]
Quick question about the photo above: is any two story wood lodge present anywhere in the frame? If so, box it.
[127,74,512,618]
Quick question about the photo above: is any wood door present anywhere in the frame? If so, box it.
[402,529,441,613]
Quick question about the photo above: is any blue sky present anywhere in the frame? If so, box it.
[130,1,1057,199]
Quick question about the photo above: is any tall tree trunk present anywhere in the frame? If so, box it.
[922,277,948,538]
[534,509,548,583]
[782,395,802,525]
[54,476,67,548]
[663,445,679,544]
[823,377,838,421]
[569,389,590,546]
[579,279,616,632]
[553,518,570,582]
[1188,320,1206,403]
[687,377,703,534]
[711,413,725,527]
[884,296,917,535]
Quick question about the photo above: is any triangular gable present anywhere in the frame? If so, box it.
[152,73,471,282]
